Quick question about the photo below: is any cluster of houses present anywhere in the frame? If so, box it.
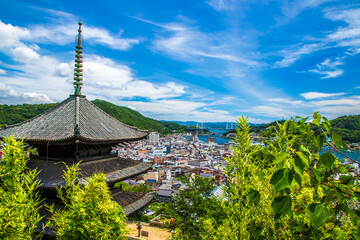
[116,132,233,202]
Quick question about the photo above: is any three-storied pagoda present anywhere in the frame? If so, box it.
[0,22,155,237]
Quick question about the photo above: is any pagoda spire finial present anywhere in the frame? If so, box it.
[73,21,84,96]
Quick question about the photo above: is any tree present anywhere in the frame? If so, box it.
[171,114,360,239]
[212,114,360,239]
[0,136,42,239]
[169,175,226,239]
[46,164,128,239]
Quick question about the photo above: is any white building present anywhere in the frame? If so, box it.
[149,131,160,145]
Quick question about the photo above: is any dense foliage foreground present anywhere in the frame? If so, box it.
[0,113,359,239]
[167,114,360,239]
[0,137,128,240]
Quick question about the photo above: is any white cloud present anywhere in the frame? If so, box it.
[300,92,345,100]
[243,105,296,118]
[22,92,54,103]
[325,8,360,42]
[0,19,190,106]
[267,98,304,105]
[318,105,360,115]
[82,55,186,100]
[12,46,40,63]
[308,69,343,79]
[206,0,235,12]
[311,96,360,117]
[84,55,133,88]
[274,7,360,70]
[0,68,6,75]
[132,17,260,66]
[279,0,334,24]
[311,98,360,107]
[118,99,237,122]
[307,57,344,78]
[84,26,139,51]
[29,23,140,50]
[318,58,343,69]
[0,21,30,49]
[0,7,140,51]
[55,63,72,77]
[274,43,324,68]
[0,83,53,104]
[0,83,18,98]
[0,19,145,103]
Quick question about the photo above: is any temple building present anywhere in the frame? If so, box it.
[0,22,154,238]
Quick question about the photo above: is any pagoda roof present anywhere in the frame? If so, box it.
[28,157,152,190]
[111,189,155,216]
[0,96,148,144]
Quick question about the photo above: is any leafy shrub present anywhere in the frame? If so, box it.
[0,136,42,239]
[171,114,360,239]
[114,181,152,193]
[47,163,128,239]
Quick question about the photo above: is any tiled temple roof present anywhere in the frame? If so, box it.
[28,157,152,190]
[111,189,156,216]
[0,96,148,143]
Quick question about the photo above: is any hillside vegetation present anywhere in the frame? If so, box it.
[91,99,185,134]
[331,115,360,143]
[0,99,185,135]
[0,103,57,125]
[225,115,360,143]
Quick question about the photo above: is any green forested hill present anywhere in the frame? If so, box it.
[0,99,185,135]
[331,115,360,143]
[91,99,186,134]
[0,103,58,125]
[224,115,360,143]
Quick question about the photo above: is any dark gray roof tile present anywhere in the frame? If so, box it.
[0,96,148,143]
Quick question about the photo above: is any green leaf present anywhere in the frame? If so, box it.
[323,190,335,204]
[354,191,360,199]
[248,221,263,240]
[247,190,261,207]
[340,175,354,186]
[293,155,306,177]
[296,151,309,167]
[315,135,325,149]
[294,173,302,187]
[334,186,344,203]
[273,152,288,165]
[319,152,335,169]
[313,112,321,126]
[322,117,331,132]
[307,203,330,228]
[312,168,323,184]
[299,117,309,125]
[332,133,348,151]
[271,196,292,219]
[270,168,293,192]
[289,121,297,132]
[351,233,360,240]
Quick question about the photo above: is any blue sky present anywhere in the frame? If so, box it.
[0,0,360,123]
